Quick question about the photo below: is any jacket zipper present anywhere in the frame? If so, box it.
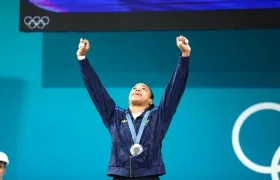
[129,156,132,177]
[129,117,138,177]
[130,117,137,177]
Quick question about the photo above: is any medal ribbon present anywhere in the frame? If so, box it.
[126,111,150,144]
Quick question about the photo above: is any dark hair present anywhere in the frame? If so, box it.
[0,161,6,168]
[147,85,155,109]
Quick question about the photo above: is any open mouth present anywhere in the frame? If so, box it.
[133,92,142,96]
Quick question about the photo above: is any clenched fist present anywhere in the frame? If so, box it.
[176,35,191,57]
[77,38,90,57]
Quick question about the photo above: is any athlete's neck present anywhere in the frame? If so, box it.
[129,105,148,114]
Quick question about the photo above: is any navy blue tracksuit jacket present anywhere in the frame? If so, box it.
[79,56,190,177]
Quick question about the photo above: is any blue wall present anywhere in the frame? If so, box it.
[1,0,280,180]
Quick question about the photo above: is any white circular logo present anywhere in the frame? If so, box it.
[232,102,280,180]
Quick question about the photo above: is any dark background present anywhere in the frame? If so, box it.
[20,1,280,32]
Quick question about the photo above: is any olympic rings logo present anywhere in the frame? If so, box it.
[232,102,280,180]
[24,16,50,29]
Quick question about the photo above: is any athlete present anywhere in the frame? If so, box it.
[0,152,9,180]
[77,35,190,179]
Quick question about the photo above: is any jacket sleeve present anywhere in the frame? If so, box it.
[79,58,116,129]
[158,56,190,132]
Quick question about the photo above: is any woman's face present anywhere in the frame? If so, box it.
[129,83,153,106]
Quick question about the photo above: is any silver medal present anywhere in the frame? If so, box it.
[130,144,143,156]
[126,111,150,156]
